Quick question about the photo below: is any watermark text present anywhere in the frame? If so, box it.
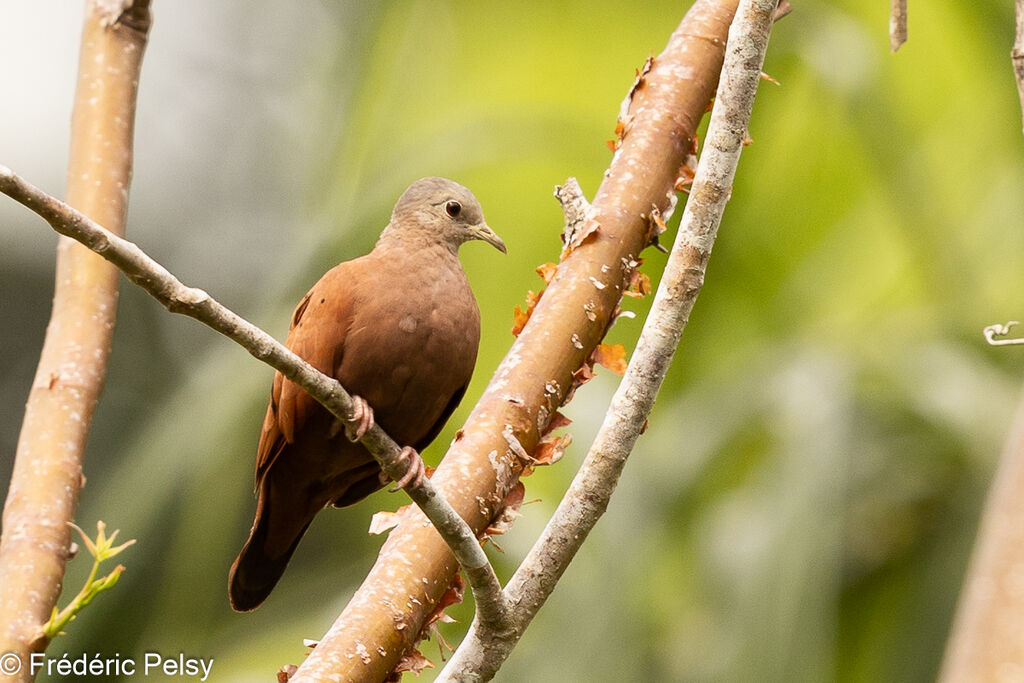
[0,651,213,680]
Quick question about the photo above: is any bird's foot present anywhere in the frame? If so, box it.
[386,446,426,492]
[345,395,375,442]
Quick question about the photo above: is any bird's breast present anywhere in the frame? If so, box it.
[335,257,481,446]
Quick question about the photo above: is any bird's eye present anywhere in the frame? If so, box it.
[445,200,462,218]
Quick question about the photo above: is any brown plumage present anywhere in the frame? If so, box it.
[229,178,505,612]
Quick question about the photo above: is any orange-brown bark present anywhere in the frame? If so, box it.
[0,1,151,675]
[292,1,741,680]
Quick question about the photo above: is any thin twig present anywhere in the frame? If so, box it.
[773,1,792,22]
[890,0,908,52]
[983,321,1024,346]
[35,522,135,646]
[0,165,506,627]
[438,0,780,679]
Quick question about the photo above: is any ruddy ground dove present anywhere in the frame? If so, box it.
[229,177,505,611]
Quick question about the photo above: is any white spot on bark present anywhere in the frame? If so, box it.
[354,641,371,664]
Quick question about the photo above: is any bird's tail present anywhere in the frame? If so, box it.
[228,484,316,612]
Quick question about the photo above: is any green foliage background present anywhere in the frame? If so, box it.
[1,1,1022,681]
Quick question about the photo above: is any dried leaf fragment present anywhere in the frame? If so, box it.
[624,269,652,299]
[572,360,596,385]
[386,572,465,674]
[592,343,628,376]
[543,410,573,435]
[368,512,400,536]
[536,262,558,284]
[485,481,527,536]
[675,163,696,192]
[646,205,668,251]
[392,649,434,677]
[424,572,465,632]
[527,434,572,475]
[512,289,543,337]
[368,504,413,535]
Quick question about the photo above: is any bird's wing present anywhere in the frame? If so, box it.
[255,264,357,485]
[415,381,469,452]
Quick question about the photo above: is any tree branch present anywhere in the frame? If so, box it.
[939,385,1024,680]
[983,321,1024,346]
[890,0,908,52]
[0,164,506,646]
[438,0,780,678]
[0,2,151,674]
[291,0,746,680]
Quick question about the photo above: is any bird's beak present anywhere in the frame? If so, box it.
[469,222,507,254]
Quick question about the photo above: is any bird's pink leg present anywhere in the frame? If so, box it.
[345,395,375,442]
[387,446,426,492]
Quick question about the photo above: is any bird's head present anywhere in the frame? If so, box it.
[386,177,506,254]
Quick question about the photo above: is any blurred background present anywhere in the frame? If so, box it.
[2,1,1022,681]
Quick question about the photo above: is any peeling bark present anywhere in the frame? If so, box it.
[439,0,780,677]
[292,1,743,680]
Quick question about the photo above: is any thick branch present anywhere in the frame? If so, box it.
[0,1,150,673]
[939,386,1024,679]
[292,0,744,680]
[438,0,780,678]
[0,165,505,635]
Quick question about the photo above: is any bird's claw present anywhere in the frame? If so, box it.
[388,446,426,492]
[345,395,374,442]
